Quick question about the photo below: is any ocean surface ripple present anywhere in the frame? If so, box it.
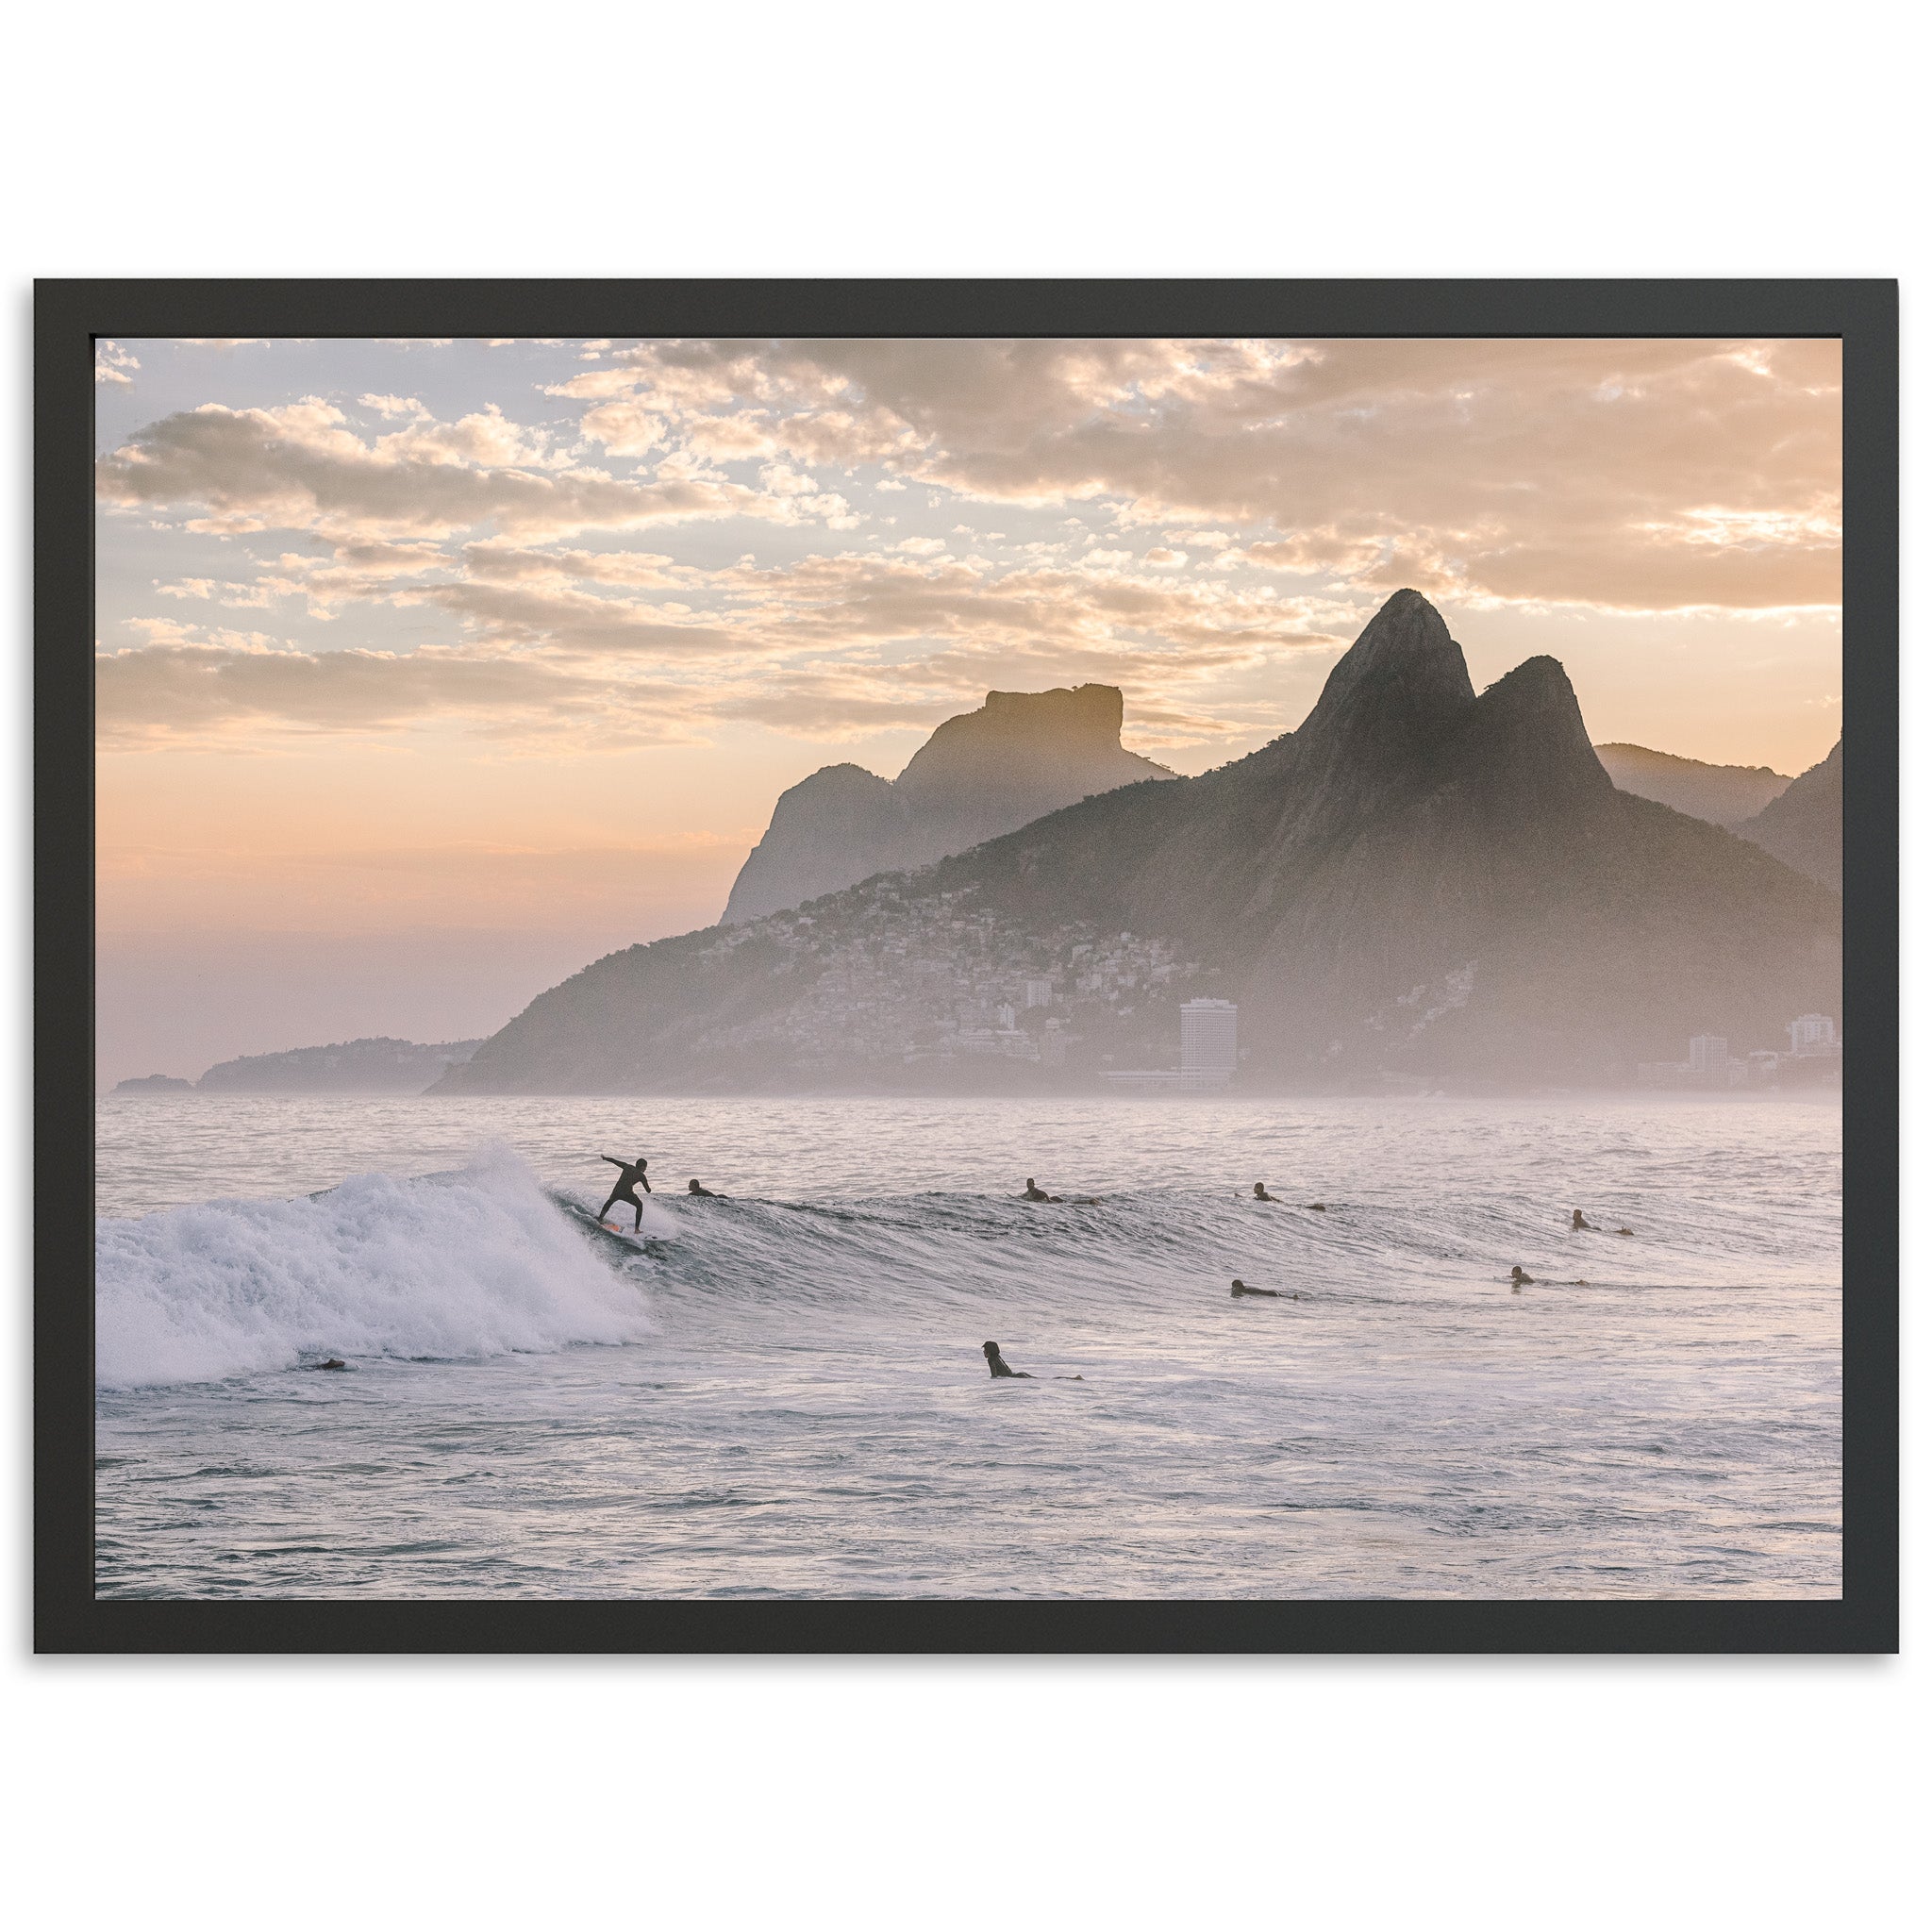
[93,1093,1841,1601]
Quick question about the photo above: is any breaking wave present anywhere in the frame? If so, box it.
[95,1145,664,1389]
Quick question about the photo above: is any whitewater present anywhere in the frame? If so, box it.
[93,1093,1841,1600]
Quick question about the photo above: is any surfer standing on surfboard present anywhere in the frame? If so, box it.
[597,1155,650,1230]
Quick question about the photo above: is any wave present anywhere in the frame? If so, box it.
[618,1179,1833,1329]
[96,1144,1837,1391]
[95,1145,661,1390]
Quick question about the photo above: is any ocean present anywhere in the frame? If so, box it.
[93,1092,1842,1600]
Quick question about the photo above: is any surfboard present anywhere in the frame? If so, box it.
[553,1196,651,1246]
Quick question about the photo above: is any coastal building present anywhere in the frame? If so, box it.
[1105,998,1240,1093]
[1181,998,1239,1076]
[1635,1059,1691,1086]
[1024,978,1054,1008]
[956,1026,1038,1060]
[1788,1013,1837,1055]
[1688,1034,1729,1076]
[1639,1021,1840,1091]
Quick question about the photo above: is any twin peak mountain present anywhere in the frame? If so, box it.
[441,591,1840,1093]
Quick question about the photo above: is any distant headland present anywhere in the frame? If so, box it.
[110,1036,482,1097]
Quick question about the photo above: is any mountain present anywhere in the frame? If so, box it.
[1737,739,1841,890]
[111,1074,193,1093]
[196,1036,484,1094]
[439,591,1841,1095]
[722,684,1171,922]
[1592,743,1791,826]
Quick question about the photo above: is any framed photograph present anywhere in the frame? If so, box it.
[39,280,1896,1652]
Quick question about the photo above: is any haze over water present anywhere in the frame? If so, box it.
[95,1093,1840,1600]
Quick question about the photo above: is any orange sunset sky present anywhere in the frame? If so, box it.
[94,336,1842,1086]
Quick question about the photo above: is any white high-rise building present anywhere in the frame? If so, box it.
[1688,1034,1732,1087]
[1181,998,1239,1075]
[1024,978,1054,1008]
[1789,1013,1837,1055]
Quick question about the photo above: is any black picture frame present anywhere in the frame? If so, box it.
[40,278,1898,1655]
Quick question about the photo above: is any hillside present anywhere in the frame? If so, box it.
[1737,739,1842,890]
[441,592,1840,1094]
[196,1036,484,1094]
[722,684,1171,922]
[1593,742,1791,825]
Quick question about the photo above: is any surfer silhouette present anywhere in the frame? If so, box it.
[1252,1183,1278,1202]
[1019,1178,1061,1202]
[597,1154,650,1229]
[686,1178,725,1197]
[1511,1265,1588,1289]
[1231,1277,1280,1298]
[982,1341,1082,1381]
[1571,1208,1599,1231]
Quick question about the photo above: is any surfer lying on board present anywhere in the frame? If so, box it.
[1571,1208,1635,1236]
[1510,1266,1589,1289]
[597,1154,650,1229]
[686,1178,725,1197]
[1019,1178,1061,1202]
[1252,1183,1279,1202]
[982,1341,1083,1381]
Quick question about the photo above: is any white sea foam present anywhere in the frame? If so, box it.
[95,1144,658,1389]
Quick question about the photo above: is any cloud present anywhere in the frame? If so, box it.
[95,336,1843,776]
[96,341,140,387]
[358,393,428,419]
[394,579,743,658]
[96,400,782,542]
[95,639,694,745]
[458,543,682,589]
[542,337,1840,613]
[578,401,667,456]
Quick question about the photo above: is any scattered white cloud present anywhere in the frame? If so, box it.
[358,393,428,420]
[95,336,1843,760]
[95,341,140,387]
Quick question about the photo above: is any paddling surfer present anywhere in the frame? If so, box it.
[982,1341,1083,1381]
[1510,1265,1588,1289]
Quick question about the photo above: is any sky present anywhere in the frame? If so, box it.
[94,335,1842,1086]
